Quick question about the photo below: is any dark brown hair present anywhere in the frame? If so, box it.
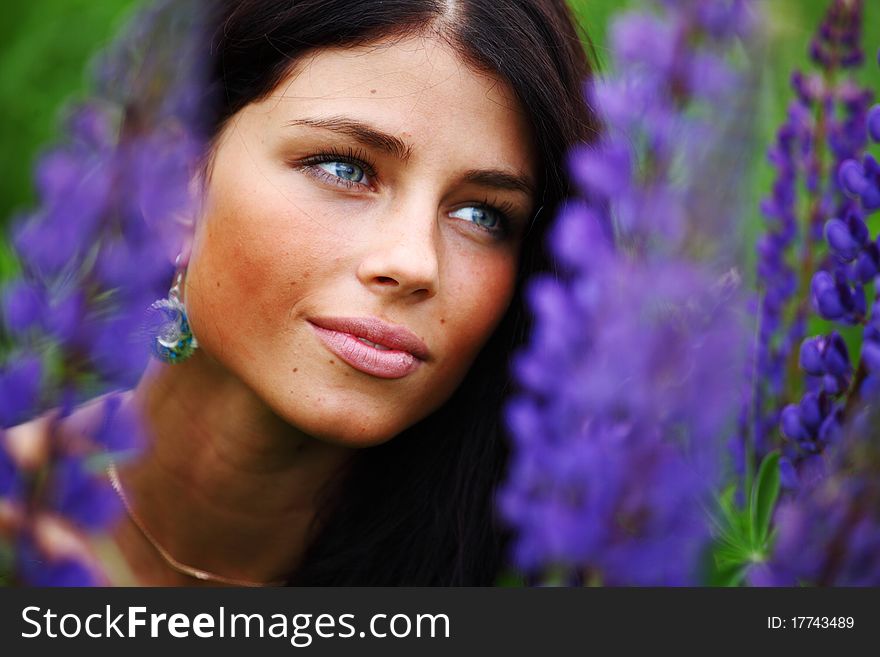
[201,0,598,584]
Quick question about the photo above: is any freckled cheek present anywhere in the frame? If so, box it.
[442,256,517,359]
[186,213,286,347]
[187,199,344,348]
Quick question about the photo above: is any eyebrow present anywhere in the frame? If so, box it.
[285,115,536,197]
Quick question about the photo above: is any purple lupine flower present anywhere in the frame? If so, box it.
[797,42,880,429]
[0,355,43,429]
[0,0,208,585]
[13,534,99,587]
[500,0,755,585]
[502,255,748,584]
[764,42,880,579]
[0,280,46,336]
[825,210,868,261]
[752,101,809,460]
[808,0,865,69]
[840,154,880,210]
[750,0,873,488]
[755,401,880,586]
[868,105,880,142]
[92,391,148,457]
[48,456,122,532]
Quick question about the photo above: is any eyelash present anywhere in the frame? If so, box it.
[296,147,515,239]
[299,146,378,190]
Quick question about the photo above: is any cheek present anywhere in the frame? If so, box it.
[441,253,518,367]
[184,194,373,421]
[183,181,313,356]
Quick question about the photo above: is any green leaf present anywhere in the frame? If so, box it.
[708,483,750,553]
[700,539,748,587]
[495,568,526,587]
[716,482,738,523]
[709,562,749,587]
[749,450,781,549]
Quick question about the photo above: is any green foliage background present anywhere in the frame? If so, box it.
[0,0,879,285]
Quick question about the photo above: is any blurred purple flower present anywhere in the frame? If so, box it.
[750,0,873,494]
[609,12,679,76]
[14,535,99,587]
[0,0,208,585]
[500,0,756,585]
[503,255,747,583]
[48,456,122,532]
[0,355,43,429]
[757,402,880,585]
[868,105,880,142]
[92,392,148,457]
[1,279,45,335]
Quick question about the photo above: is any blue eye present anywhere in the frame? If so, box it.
[317,161,366,183]
[451,205,502,231]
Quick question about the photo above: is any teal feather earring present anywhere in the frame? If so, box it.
[147,256,198,363]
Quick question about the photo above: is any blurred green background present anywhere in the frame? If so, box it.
[0,0,879,285]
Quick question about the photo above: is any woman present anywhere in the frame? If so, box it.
[8,0,598,586]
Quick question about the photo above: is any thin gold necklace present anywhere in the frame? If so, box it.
[106,461,286,587]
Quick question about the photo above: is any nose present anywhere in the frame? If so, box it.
[356,203,440,300]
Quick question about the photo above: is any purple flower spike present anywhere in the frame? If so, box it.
[0,0,211,587]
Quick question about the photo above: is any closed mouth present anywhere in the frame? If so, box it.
[307,316,430,361]
[308,320,427,379]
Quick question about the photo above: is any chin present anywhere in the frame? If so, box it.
[309,421,404,449]
[282,401,413,448]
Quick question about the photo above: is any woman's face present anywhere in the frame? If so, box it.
[184,34,538,446]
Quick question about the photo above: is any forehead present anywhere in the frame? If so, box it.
[241,34,537,176]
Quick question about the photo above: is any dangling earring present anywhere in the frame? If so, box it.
[147,255,198,364]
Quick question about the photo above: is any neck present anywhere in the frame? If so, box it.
[107,352,356,586]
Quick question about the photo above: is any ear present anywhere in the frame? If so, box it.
[174,224,195,269]
[163,169,207,267]
[159,210,195,269]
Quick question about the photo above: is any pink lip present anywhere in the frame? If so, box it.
[308,316,429,379]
